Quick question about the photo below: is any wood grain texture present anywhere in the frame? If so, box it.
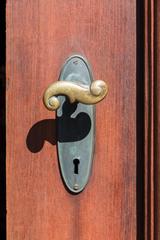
[155,0,160,239]
[0,1,6,236]
[6,1,136,239]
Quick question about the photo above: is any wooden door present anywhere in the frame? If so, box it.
[6,1,136,239]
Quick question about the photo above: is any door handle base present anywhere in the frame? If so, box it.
[43,54,108,193]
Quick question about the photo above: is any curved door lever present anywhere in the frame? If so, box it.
[43,79,108,111]
[43,55,108,193]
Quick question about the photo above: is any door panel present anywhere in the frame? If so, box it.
[6,1,136,239]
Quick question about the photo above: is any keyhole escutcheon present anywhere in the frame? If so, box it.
[73,159,80,174]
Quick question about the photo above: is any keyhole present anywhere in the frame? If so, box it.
[73,159,80,174]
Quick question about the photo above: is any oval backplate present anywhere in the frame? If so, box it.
[57,55,95,193]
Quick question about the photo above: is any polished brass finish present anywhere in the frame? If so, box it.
[43,80,108,111]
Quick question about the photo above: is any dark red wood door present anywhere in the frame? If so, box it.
[6,1,136,239]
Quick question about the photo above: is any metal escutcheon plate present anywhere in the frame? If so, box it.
[57,55,95,193]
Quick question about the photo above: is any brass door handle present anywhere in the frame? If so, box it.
[43,79,108,111]
[42,55,108,193]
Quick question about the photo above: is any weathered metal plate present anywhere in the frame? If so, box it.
[57,55,95,193]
